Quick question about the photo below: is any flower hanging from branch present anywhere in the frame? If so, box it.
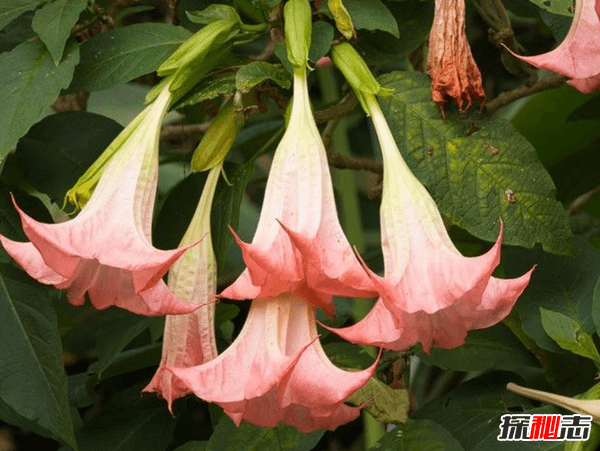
[144,165,222,409]
[428,0,486,111]
[166,293,376,432]
[221,0,376,316]
[331,42,533,352]
[0,84,199,316]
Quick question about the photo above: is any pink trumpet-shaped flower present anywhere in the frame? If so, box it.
[507,0,600,93]
[166,293,376,432]
[0,86,199,316]
[144,166,221,408]
[329,96,533,352]
[428,0,486,111]
[220,69,376,315]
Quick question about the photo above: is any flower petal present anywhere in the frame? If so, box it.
[329,268,532,352]
[144,166,221,409]
[168,293,376,432]
[221,70,376,313]
[1,85,199,316]
[506,0,600,80]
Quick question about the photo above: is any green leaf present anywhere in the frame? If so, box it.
[0,39,79,162]
[70,23,192,92]
[539,10,570,43]
[236,61,291,92]
[368,420,465,451]
[540,308,600,364]
[0,0,42,31]
[175,442,208,451]
[0,264,75,448]
[206,416,325,451]
[378,71,573,255]
[357,0,432,65]
[323,341,375,369]
[567,96,600,122]
[186,4,241,24]
[344,0,399,38]
[418,324,540,378]
[413,372,562,451]
[309,20,334,63]
[15,111,122,202]
[95,343,162,381]
[504,237,600,352]
[347,378,409,424]
[592,277,600,336]
[0,10,36,53]
[92,309,163,378]
[212,162,257,269]
[31,0,87,64]
[525,0,573,16]
[511,87,600,169]
[174,72,236,108]
[75,386,176,451]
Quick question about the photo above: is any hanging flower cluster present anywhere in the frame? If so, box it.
[1,0,534,434]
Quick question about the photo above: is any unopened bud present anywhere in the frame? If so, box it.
[191,101,243,172]
[284,0,312,68]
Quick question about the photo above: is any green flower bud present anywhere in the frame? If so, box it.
[284,0,312,69]
[331,42,392,114]
[191,101,244,172]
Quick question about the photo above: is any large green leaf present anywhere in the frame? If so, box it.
[69,23,191,92]
[206,416,325,451]
[236,61,291,92]
[90,309,163,378]
[0,39,79,161]
[343,0,399,37]
[367,420,465,451]
[75,386,176,451]
[358,0,433,65]
[413,372,562,451]
[174,72,236,108]
[31,0,87,64]
[504,238,600,352]
[15,111,122,202]
[511,87,600,169]
[0,0,42,31]
[378,72,572,255]
[418,324,540,378]
[0,264,75,448]
[525,0,574,16]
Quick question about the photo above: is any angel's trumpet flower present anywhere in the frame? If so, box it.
[0,84,198,316]
[144,166,222,408]
[167,293,376,432]
[221,0,376,315]
[331,43,533,352]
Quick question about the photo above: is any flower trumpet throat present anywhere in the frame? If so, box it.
[0,84,201,316]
